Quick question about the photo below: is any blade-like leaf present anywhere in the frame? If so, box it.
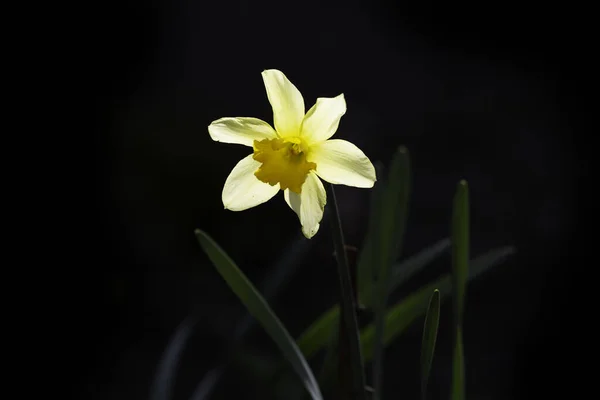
[451,327,465,400]
[452,180,469,325]
[298,306,340,360]
[451,180,469,400]
[326,184,367,400]
[388,239,450,298]
[361,280,441,361]
[380,146,411,274]
[191,231,313,400]
[421,289,440,400]
[357,162,385,305]
[316,323,339,394]
[150,314,199,400]
[195,230,323,400]
[372,146,411,400]
[360,246,515,361]
[297,239,450,359]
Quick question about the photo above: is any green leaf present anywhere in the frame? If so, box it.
[297,239,450,360]
[232,347,279,380]
[195,230,323,400]
[315,324,339,397]
[450,180,469,400]
[357,163,385,305]
[380,146,411,274]
[359,246,514,361]
[372,146,411,400]
[361,280,441,361]
[390,238,450,291]
[451,327,465,400]
[325,184,367,400]
[421,289,440,400]
[452,180,469,325]
[361,238,450,309]
[297,306,340,360]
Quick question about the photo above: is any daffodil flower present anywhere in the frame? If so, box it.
[208,69,376,238]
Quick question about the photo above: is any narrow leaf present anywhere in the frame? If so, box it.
[195,229,323,400]
[421,289,440,400]
[451,327,465,400]
[317,324,339,394]
[297,239,451,359]
[191,232,313,400]
[380,146,411,272]
[451,180,469,400]
[326,184,367,400]
[150,314,199,400]
[372,146,411,400]
[389,239,450,295]
[356,162,385,304]
[297,306,340,360]
[452,180,469,326]
[360,246,514,361]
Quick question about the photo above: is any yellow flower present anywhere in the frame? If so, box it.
[208,69,376,238]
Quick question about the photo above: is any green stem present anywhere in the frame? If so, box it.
[327,184,367,400]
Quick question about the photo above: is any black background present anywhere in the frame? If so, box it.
[72,0,589,398]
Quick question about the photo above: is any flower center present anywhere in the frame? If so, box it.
[252,137,316,194]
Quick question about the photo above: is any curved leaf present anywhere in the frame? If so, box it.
[195,229,323,400]
[451,180,469,400]
[421,289,440,400]
[360,246,515,361]
[297,239,450,359]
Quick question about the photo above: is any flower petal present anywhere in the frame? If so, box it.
[262,69,305,138]
[308,139,376,188]
[300,94,346,144]
[208,117,278,147]
[284,172,327,238]
[222,154,280,211]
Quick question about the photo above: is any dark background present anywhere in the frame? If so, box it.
[75,0,589,398]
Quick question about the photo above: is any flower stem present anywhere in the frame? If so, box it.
[326,184,367,400]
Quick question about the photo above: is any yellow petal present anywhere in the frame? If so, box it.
[283,172,327,238]
[308,139,376,188]
[261,69,305,138]
[208,117,278,147]
[222,154,280,211]
[300,94,346,144]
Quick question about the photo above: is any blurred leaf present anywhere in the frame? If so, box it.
[361,280,439,361]
[360,246,514,361]
[297,306,340,360]
[389,239,450,295]
[420,289,440,400]
[357,162,385,306]
[316,324,339,396]
[297,239,451,360]
[232,348,279,380]
[372,146,411,400]
[451,180,469,400]
[195,230,323,400]
[150,315,199,400]
[379,146,411,275]
[361,238,450,307]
